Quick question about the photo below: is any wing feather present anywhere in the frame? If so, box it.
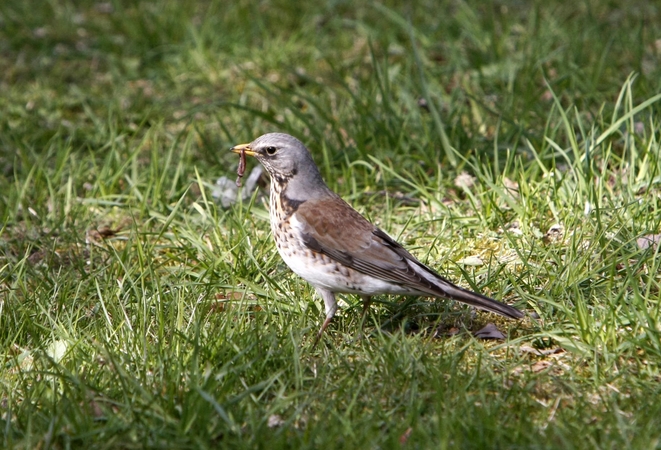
[294,197,523,319]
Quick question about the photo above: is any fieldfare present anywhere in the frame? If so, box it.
[231,133,524,345]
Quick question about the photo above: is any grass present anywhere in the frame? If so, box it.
[1,0,661,448]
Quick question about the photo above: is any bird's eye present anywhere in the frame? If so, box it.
[265,146,277,155]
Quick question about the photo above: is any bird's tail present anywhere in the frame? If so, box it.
[434,280,524,319]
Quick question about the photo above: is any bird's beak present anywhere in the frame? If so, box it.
[230,143,258,156]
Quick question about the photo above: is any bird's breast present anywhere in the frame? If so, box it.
[270,183,305,223]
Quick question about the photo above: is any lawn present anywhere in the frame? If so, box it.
[1,0,661,448]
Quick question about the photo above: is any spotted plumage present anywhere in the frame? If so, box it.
[231,133,524,345]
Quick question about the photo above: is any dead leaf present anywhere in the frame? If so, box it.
[454,172,476,189]
[503,177,519,193]
[505,220,523,235]
[216,291,245,300]
[457,255,484,266]
[531,360,553,373]
[446,327,460,336]
[637,234,660,251]
[96,226,117,238]
[87,226,119,242]
[544,224,564,243]
[88,399,104,418]
[474,323,505,340]
[433,325,460,338]
[399,427,413,444]
[520,345,565,356]
[268,414,285,428]
[519,345,542,356]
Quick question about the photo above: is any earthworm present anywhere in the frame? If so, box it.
[235,147,246,187]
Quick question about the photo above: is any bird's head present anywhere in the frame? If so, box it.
[231,133,327,191]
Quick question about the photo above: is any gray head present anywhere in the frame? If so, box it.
[231,133,332,198]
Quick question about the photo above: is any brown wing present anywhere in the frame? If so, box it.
[295,197,433,288]
[294,196,524,319]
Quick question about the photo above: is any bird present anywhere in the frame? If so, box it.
[231,133,524,345]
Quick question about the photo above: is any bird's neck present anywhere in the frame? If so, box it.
[269,170,333,219]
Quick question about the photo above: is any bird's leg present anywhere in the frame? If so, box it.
[361,295,372,316]
[357,295,372,340]
[313,288,338,348]
[314,316,333,348]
